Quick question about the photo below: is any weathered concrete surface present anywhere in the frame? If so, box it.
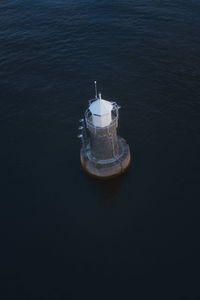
[87,118,119,160]
[80,137,131,180]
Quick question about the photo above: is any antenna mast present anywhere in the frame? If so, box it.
[94,81,98,99]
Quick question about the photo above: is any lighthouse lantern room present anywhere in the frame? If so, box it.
[89,93,113,127]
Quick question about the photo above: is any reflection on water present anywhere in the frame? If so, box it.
[87,171,130,208]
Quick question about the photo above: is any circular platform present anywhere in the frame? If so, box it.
[80,137,131,180]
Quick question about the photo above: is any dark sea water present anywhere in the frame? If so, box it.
[1,0,200,299]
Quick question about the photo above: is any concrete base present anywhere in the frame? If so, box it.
[80,137,131,180]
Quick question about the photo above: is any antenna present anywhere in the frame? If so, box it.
[94,81,98,99]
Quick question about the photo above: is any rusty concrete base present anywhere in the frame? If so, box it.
[80,137,131,180]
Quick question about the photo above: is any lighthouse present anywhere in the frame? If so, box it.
[78,82,131,179]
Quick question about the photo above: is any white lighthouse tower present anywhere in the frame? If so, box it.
[78,83,131,179]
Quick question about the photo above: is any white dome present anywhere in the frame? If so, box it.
[89,98,113,116]
[89,95,113,127]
